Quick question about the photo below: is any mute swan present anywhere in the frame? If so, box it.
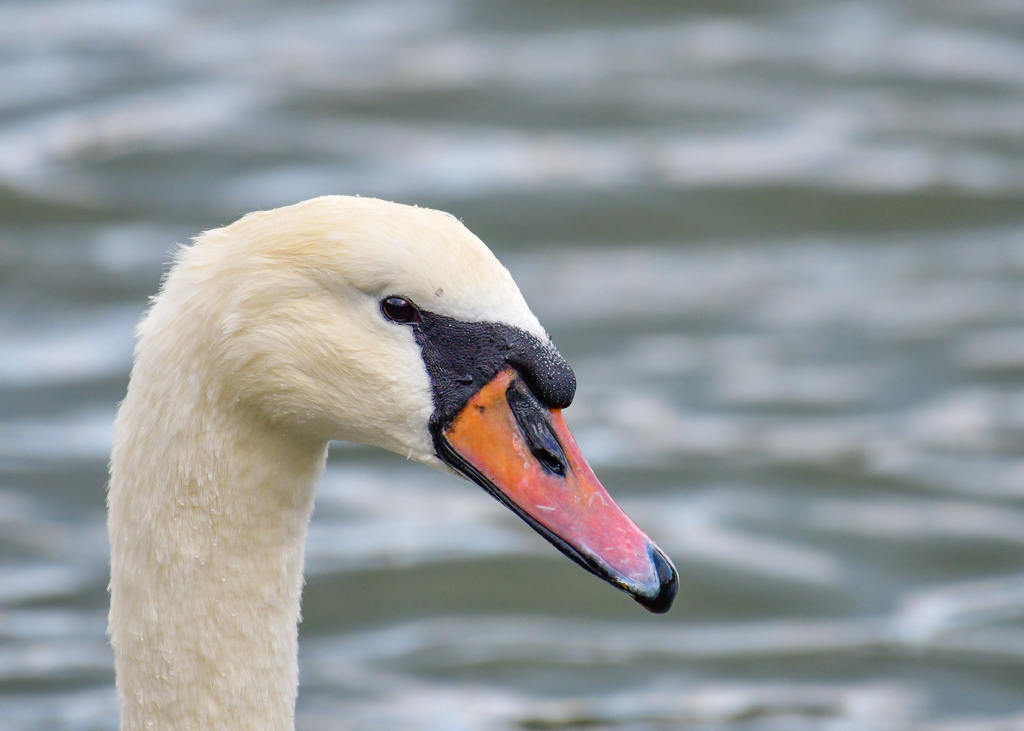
[108,196,677,730]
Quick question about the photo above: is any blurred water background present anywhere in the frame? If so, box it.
[2,0,1024,728]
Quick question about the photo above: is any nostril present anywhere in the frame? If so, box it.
[505,378,568,477]
[532,444,566,477]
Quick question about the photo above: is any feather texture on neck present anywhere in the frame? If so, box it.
[109,289,327,729]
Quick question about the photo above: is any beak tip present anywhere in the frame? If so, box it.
[633,545,678,614]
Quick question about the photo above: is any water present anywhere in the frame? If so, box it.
[2,0,1024,728]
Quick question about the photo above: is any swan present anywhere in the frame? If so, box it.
[107,195,677,730]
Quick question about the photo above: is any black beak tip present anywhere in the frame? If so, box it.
[633,545,678,614]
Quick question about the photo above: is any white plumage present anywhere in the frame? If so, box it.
[108,195,677,731]
[108,196,547,730]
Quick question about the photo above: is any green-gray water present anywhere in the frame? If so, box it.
[1,1,1024,728]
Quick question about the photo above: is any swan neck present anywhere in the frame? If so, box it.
[108,373,326,731]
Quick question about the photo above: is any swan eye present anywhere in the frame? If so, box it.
[381,296,419,324]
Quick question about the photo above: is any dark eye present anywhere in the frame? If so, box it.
[381,296,419,323]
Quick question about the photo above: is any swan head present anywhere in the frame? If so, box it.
[146,195,677,612]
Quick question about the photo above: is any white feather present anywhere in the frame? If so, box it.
[108,196,546,730]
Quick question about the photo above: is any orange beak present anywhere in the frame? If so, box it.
[437,369,677,612]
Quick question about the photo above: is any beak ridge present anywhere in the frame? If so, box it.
[439,368,678,613]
